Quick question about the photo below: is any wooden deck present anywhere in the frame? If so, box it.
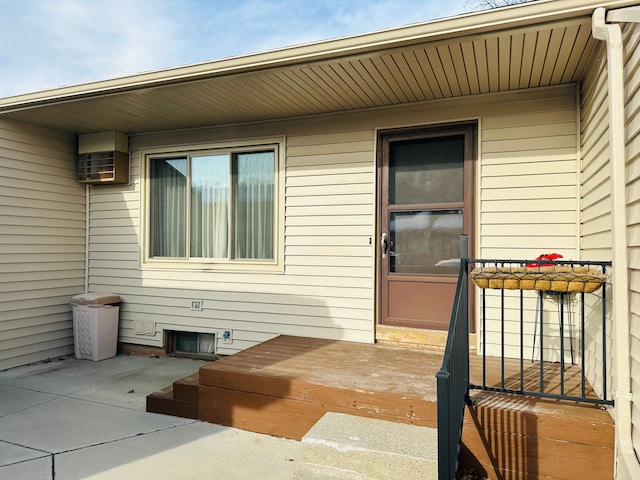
[148,335,614,480]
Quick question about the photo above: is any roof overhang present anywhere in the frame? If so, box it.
[0,0,637,135]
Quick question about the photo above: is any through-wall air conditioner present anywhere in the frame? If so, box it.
[78,131,129,184]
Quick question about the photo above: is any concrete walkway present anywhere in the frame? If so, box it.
[0,354,302,479]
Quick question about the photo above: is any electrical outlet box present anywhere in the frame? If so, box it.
[222,330,233,344]
[191,300,203,311]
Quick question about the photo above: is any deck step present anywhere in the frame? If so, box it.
[197,336,441,440]
[294,412,438,480]
[146,374,200,419]
[172,373,200,402]
[461,392,614,480]
[146,337,614,480]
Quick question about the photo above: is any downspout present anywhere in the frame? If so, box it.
[592,7,638,479]
[85,184,89,294]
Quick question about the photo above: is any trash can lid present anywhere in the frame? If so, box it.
[71,292,121,305]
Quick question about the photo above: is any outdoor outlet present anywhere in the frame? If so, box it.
[222,330,233,344]
[191,300,203,311]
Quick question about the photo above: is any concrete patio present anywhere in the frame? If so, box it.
[0,353,439,479]
[0,354,303,479]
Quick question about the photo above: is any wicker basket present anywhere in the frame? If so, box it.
[470,266,607,293]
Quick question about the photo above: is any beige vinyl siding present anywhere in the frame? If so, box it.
[480,106,579,258]
[0,119,83,370]
[580,38,614,405]
[623,21,640,468]
[93,128,376,354]
[478,87,580,359]
[582,21,640,474]
[87,84,579,355]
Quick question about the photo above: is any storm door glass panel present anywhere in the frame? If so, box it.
[389,137,464,205]
[191,154,230,258]
[233,151,275,260]
[149,158,187,258]
[390,210,462,274]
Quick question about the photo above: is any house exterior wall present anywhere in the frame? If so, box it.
[622,20,640,473]
[580,39,614,402]
[93,125,377,353]
[0,118,83,370]
[86,84,580,356]
[478,86,581,359]
[581,19,640,473]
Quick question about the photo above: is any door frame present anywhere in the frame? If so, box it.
[375,121,477,332]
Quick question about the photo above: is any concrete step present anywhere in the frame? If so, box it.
[294,412,438,480]
[291,464,378,479]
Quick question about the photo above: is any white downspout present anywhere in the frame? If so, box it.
[85,184,89,294]
[592,7,638,479]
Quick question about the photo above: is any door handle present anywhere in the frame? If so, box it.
[381,233,388,258]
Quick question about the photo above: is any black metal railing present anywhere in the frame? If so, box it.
[436,254,613,479]
[436,236,470,480]
[468,258,613,406]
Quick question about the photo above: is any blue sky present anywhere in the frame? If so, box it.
[0,0,483,98]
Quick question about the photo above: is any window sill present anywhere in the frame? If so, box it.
[140,260,284,274]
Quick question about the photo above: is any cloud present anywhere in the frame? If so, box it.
[0,0,185,95]
[181,0,474,55]
[0,0,475,97]
[40,1,184,79]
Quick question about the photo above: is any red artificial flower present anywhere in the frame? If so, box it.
[527,253,563,268]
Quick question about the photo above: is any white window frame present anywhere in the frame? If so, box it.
[140,137,285,272]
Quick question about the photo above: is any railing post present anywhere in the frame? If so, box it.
[460,234,468,262]
[437,234,471,480]
[436,369,451,479]
[460,234,469,405]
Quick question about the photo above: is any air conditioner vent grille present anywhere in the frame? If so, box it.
[78,150,129,184]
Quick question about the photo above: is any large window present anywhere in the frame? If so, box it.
[147,145,277,265]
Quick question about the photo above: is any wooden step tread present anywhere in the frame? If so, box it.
[147,384,198,419]
[173,373,200,402]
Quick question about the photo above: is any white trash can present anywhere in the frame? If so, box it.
[71,293,121,361]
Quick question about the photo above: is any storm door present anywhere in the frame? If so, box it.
[378,123,475,329]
